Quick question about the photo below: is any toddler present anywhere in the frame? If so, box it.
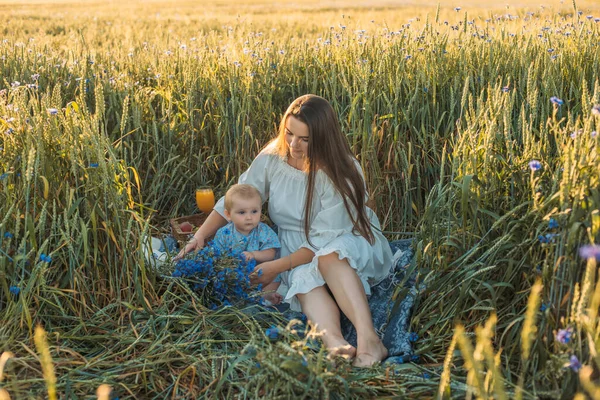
[213,183,282,305]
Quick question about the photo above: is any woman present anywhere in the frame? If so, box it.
[176,95,393,367]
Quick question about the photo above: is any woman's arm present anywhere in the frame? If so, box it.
[250,247,315,285]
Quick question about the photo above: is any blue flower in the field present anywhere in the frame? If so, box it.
[89,163,99,168]
[0,173,8,180]
[556,328,572,344]
[592,105,600,116]
[550,96,564,106]
[547,48,554,53]
[266,325,280,339]
[454,7,461,11]
[540,303,549,312]
[548,218,559,229]
[528,160,542,171]
[40,254,52,263]
[592,131,598,138]
[405,55,412,60]
[4,232,13,238]
[568,355,581,372]
[423,373,431,379]
[47,108,58,115]
[538,233,557,244]
[408,332,419,342]
[579,245,600,261]
[9,286,20,296]
[502,86,510,92]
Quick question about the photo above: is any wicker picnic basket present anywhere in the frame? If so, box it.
[169,213,209,242]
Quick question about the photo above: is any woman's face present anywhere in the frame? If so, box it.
[285,116,309,160]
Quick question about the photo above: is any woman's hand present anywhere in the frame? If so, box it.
[250,260,279,287]
[173,236,204,261]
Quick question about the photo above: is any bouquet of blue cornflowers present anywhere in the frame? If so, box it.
[172,241,261,308]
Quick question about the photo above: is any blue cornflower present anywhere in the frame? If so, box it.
[535,265,542,274]
[9,286,20,296]
[592,105,600,116]
[4,232,13,238]
[408,332,419,342]
[89,163,99,168]
[550,96,564,106]
[538,233,557,244]
[265,325,280,339]
[540,303,549,312]
[579,245,600,261]
[47,108,59,115]
[423,373,431,379]
[404,55,412,60]
[502,86,510,93]
[39,254,52,263]
[556,328,572,344]
[411,355,419,362]
[548,218,559,229]
[0,173,8,180]
[454,7,461,12]
[568,355,581,372]
[528,160,542,171]
[547,48,554,53]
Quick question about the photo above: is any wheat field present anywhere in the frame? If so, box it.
[1,0,600,398]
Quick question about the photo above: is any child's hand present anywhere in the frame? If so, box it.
[173,236,204,261]
[242,251,255,261]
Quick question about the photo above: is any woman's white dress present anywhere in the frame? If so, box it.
[213,144,393,311]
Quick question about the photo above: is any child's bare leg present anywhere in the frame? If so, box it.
[262,282,283,305]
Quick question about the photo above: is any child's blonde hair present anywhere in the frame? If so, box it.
[224,184,261,211]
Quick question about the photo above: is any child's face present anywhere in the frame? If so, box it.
[225,195,262,235]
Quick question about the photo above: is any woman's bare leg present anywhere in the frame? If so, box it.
[317,253,388,367]
[297,286,357,358]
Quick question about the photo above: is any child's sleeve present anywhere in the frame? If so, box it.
[212,226,230,254]
[258,223,281,251]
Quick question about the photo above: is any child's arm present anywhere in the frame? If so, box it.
[242,248,276,263]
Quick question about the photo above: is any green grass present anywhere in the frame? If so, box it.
[1,0,600,398]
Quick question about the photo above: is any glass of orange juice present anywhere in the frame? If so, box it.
[195,187,215,214]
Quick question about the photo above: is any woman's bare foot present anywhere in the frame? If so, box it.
[353,336,388,367]
[324,335,357,360]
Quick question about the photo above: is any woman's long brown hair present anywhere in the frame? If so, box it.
[269,94,375,245]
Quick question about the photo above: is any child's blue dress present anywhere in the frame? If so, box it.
[212,221,281,257]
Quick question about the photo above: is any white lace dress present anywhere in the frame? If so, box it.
[213,145,393,311]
